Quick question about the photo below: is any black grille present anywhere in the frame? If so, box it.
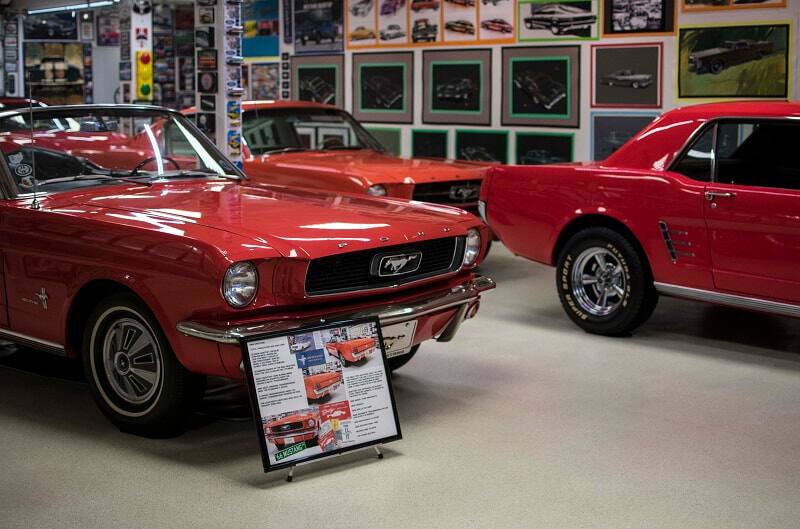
[273,422,303,433]
[305,237,463,295]
[412,180,482,206]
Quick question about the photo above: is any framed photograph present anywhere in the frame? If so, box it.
[514,132,574,165]
[591,112,658,161]
[175,6,195,30]
[422,49,491,126]
[197,49,218,71]
[678,22,790,99]
[682,0,786,12]
[294,0,344,53]
[96,9,120,46]
[412,129,449,159]
[24,13,78,41]
[196,27,215,48]
[198,71,219,93]
[199,7,216,24]
[197,113,217,136]
[517,0,598,42]
[592,43,662,108]
[456,130,508,164]
[602,0,675,37]
[352,52,413,124]
[291,54,345,107]
[200,95,217,111]
[365,127,402,155]
[80,12,94,42]
[251,63,280,100]
[502,45,580,128]
[24,42,85,104]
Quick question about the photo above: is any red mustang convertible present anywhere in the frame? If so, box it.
[0,105,494,437]
[481,101,800,335]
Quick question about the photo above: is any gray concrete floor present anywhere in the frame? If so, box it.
[2,243,800,529]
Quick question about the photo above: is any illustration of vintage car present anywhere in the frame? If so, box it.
[412,18,438,42]
[363,76,403,109]
[304,371,343,402]
[524,3,597,35]
[445,20,475,34]
[298,76,335,104]
[519,149,567,165]
[350,0,373,16]
[688,40,774,75]
[290,339,312,352]
[265,411,319,448]
[381,0,406,15]
[350,26,376,40]
[380,24,406,40]
[445,0,475,6]
[325,337,377,366]
[436,78,476,104]
[26,57,82,84]
[296,19,339,45]
[600,69,653,89]
[460,146,497,162]
[411,0,440,10]
[481,18,513,33]
[514,72,567,110]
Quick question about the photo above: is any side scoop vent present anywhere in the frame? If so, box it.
[659,221,695,263]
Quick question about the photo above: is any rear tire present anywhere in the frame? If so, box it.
[388,345,419,372]
[82,293,204,438]
[555,228,657,336]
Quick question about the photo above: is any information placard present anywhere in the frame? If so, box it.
[241,318,402,472]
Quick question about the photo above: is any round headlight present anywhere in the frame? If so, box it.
[222,261,258,308]
[367,184,387,196]
[463,228,481,267]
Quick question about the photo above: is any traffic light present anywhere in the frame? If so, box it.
[135,51,153,100]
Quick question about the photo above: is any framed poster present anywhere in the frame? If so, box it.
[291,54,345,107]
[502,45,580,128]
[682,0,786,12]
[518,0,598,42]
[251,63,280,100]
[294,0,344,53]
[243,0,280,58]
[24,13,78,41]
[514,132,573,164]
[456,130,508,163]
[365,127,402,155]
[241,318,402,473]
[591,43,662,108]
[678,22,791,99]
[353,52,413,123]
[423,49,491,126]
[24,42,85,105]
[347,0,379,48]
[412,129,449,158]
[602,0,675,37]
[591,112,658,161]
[442,0,478,44]
[96,9,121,46]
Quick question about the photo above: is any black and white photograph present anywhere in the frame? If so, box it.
[23,13,78,40]
[197,71,218,93]
[412,129,448,158]
[456,130,508,163]
[518,0,598,41]
[195,27,214,48]
[423,49,491,125]
[515,132,573,164]
[603,0,675,36]
[591,112,658,160]
[292,54,345,107]
[352,52,413,124]
[592,43,662,107]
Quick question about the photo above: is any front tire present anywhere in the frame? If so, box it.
[83,293,203,438]
[556,228,657,336]
[388,345,419,372]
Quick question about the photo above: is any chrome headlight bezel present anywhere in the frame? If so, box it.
[222,261,259,308]
[462,228,482,267]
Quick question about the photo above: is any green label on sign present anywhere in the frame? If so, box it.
[275,442,306,462]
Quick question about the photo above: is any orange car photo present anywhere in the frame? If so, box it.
[325,337,377,366]
[264,411,319,448]
[304,371,343,402]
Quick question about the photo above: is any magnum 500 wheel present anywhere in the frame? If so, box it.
[556,228,657,336]
[82,293,203,438]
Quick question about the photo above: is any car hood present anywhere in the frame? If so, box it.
[259,150,488,185]
[67,180,474,259]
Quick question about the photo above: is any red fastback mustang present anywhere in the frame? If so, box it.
[0,105,494,437]
[481,101,800,336]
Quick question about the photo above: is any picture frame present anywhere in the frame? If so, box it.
[514,132,574,165]
[681,0,786,12]
[422,49,492,126]
[677,22,791,100]
[197,49,218,71]
[455,130,509,164]
[24,13,78,41]
[602,0,676,37]
[517,0,599,42]
[365,127,402,155]
[291,54,345,107]
[591,43,663,108]
[591,112,659,161]
[198,71,219,93]
[96,9,121,46]
[251,63,280,100]
[501,45,581,128]
[352,52,413,124]
[294,0,344,53]
[412,129,449,159]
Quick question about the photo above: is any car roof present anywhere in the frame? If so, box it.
[663,101,800,120]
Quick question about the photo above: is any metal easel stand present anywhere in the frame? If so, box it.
[285,444,384,482]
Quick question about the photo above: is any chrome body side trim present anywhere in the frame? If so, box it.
[654,282,800,319]
[0,328,66,355]
[177,275,495,344]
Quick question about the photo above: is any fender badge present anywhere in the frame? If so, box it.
[37,288,48,310]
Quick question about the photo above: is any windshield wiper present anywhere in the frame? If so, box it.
[150,169,243,181]
[37,174,153,187]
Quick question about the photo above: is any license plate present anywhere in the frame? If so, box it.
[282,436,295,445]
[381,320,417,357]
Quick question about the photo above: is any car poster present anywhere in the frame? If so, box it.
[294,0,345,53]
[241,318,402,472]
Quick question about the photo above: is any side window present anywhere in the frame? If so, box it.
[672,125,714,182]
[715,121,800,190]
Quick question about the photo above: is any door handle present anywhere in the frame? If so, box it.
[705,191,736,201]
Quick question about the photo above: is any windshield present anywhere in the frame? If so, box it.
[0,107,239,194]
[241,107,385,155]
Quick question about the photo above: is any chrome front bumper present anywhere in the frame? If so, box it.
[176,275,495,345]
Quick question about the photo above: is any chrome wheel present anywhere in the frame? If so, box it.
[101,318,162,405]
[570,247,626,317]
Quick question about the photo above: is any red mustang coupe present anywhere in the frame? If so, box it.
[481,101,800,335]
[0,105,494,437]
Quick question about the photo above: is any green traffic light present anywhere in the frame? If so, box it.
[140,84,151,96]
